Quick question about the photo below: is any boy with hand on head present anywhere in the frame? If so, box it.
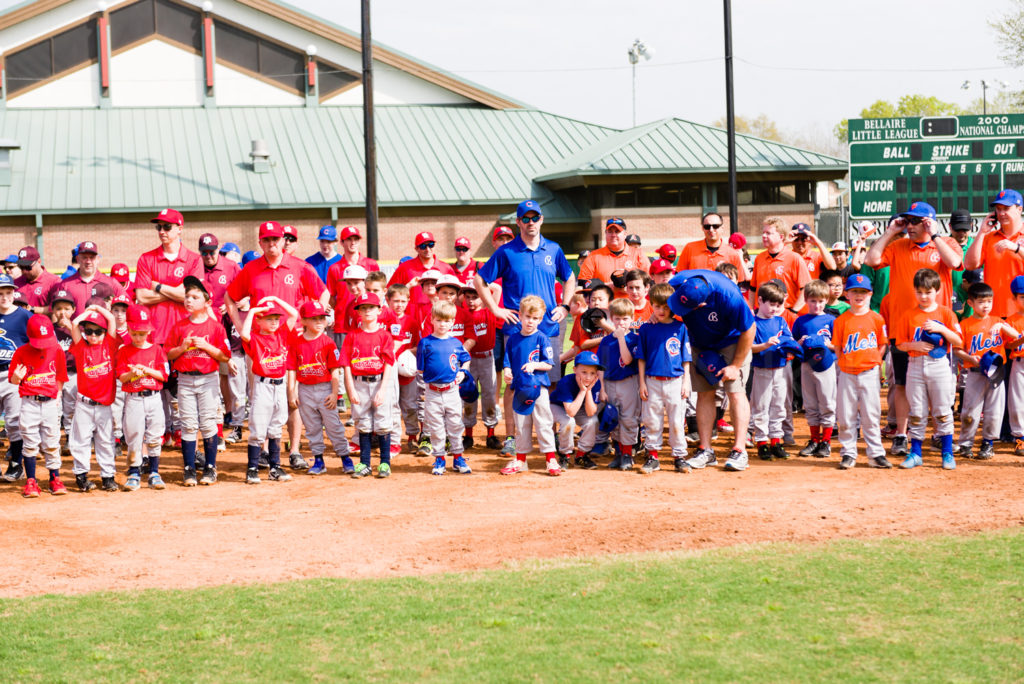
[115,305,168,491]
[636,283,692,474]
[895,268,963,470]
[241,296,299,484]
[417,300,471,476]
[68,305,119,492]
[499,295,559,476]
[792,280,838,458]
[550,351,604,470]
[165,276,232,485]
[749,282,796,461]
[460,281,502,450]
[9,314,70,497]
[833,274,891,469]
[598,297,641,470]
[1005,276,1024,455]
[341,292,396,478]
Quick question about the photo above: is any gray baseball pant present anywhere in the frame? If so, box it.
[605,376,640,446]
[70,399,115,478]
[513,388,555,455]
[750,366,786,442]
[551,403,602,455]
[546,332,563,385]
[222,350,249,426]
[906,356,955,441]
[424,383,464,458]
[958,371,1005,447]
[248,377,287,445]
[390,372,403,447]
[800,362,837,428]
[61,373,78,432]
[351,375,392,434]
[112,386,125,439]
[463,351,498,430]
[641,376,686,458]
[782,363,794,441]
[20,395,61,469]
[398,376,424,437]
[177,373,220,441]
[836,367,884,462]
[297,382,350,457]
[162,388,178,433]
[1008,360,1024,436]
[123,392,165,468]
[0,375,22,443]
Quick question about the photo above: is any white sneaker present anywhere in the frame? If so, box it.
[546,458,562,477]
[500,458,527,475]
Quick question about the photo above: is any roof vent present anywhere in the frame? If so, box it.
[0,139,20,186]
[250,139,270,173]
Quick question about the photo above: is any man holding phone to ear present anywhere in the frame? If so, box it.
[964,189,1024,318]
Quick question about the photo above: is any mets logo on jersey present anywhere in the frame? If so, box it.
[448,353,459,371]
[968,332,1002,356]
[666,337,681,356]
[842,331,878,353]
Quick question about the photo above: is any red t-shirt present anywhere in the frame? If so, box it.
[165,315,230,375]
[15,270,60,309]
[341,327,395,376]
[49,272,125,316]
[203,258,241,310]
[287,331,341,385]
[386,257,456,307]
[227,255,326,312]
[115,343,168,393]
[243,328,289,378]
[70,336,119,404]
[454,260,482,286]
[11,343,69,398]
[469,306,498,355]
[133,246,204,345]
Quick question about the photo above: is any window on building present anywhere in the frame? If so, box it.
[110,0,202,53]
[317,62,360,99]
[715,181,812,206]
[214,21,304,94]
[5,20,98,95]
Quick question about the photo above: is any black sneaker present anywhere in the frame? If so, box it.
[182,468,198,487]
[619,455,634,471]
[978,441,996,460]
[100,476,119,492]
[869,455,893,469]
[607,452,624,469]
[640,456,660,474]
[557,454,571,470]
[673,457,691,473]
[758,444,772,460]
[289,453,308,470]
[258,452,270,469]
[813,441,831,458]
[246,468,260,484]
[75,473,97,492]
[891,435,909,456]
[838,455,856,470]
[195,456,206,471]
[268,466,292,482]
[574,454,598,470]
[485,435,502,450]
[798,440,818,457]
[462,435,474,450]
[769,444,789,460]
[199,467,217,485]
[2,460,24,482]
[225,425,243,444]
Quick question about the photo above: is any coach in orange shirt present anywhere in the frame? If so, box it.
[789,223,837,280]
[964,188,1024,318]
[578,218,648,295]
[749,217,810,313]
[675,212,748,278]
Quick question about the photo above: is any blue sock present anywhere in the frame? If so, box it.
[910,439,923,456]
[940,434,953,454]
[246,445,260,470]
[148,456,159,474]
[182,440,197,470]
[128,466,140,476]
[203,437,218,468]
[49,469,59,480]
[359,432,372,466]
[267,438,281,467]
[983,439,994,448]
[378,433,391,465]
[24,455,36,480]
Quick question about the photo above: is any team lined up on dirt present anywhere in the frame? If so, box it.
[0,190,1021,497]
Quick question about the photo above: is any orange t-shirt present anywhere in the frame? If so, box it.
[978,229,1024,318]
[959,314,1007,362]
[1005,312,1024,359]
[878,237,960,329]
[578,245,649,297]
[894,305,962,357]
[629,300,653,330]
[879,294,892,338]
[675,240,746,275]
[801,251,825,280]
[750,249,810,310]
[833,309,886,375]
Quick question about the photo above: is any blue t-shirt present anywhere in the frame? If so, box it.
[670,270,755,349]
[598,331,639,381]
[635,320,691,378]
[477,235,573,337]
[752,315,792,369]
[305,252,342,284]
[503,329,554,388]
[792,313,834,344]
[0,306,30,370]
[550,374,602,408]
[417,335,470,385]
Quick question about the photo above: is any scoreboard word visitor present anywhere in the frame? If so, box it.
[848,114,1024,220]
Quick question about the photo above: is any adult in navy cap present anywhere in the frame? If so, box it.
[965,188,1024,317]
[669,269,755,471]
[305,225,342,284]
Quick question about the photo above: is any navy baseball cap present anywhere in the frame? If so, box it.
[512,379,543,416]
[317,225,338,241]
[791,222,811,235]
[694,350,728,387]
[219,242,241,256]
[900,201,937,220]
[459,370,479,404]
[574,350,603,369]
[845,273,873,292]
[0,273,15,288]
[668,276,711,316]
[516,200,542,218]
[1012,275,1024,295]
[991,189,1023,207]
[241,249,261,266]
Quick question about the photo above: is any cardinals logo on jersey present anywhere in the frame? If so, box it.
[174,267,185,278]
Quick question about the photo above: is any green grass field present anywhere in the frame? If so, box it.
[3,531,1023,682]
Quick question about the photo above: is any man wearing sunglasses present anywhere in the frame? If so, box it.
[676,212,748,279]
[47,241,125,317]
[452,237,481,286]
[578,217,648,297]
[13,246,61,315]
[387,230,456,308]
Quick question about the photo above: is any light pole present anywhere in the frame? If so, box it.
[627,39,654,127]
[961,79,1009,115]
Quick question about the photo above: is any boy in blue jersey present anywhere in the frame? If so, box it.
[750,282,795,460]
[792,280,837,458]
[636,283,691,474]
[0,274,30,482]
[500,295,560,476]
[550,351,603,470]
[417,301,471,476]
[598,297,641,470]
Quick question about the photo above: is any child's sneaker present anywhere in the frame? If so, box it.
[182,468,198,487]
[22,477,40,498]
[500,458,526,475]
[575,454,598,470]
[268,466,292,482]
[557,453,571,470]
[978,441,996,460]
[869,455,893,469]
[640,456,660,474]
[452,456,472,474]
[124,473,141,491]
[431,458,446,476]
[75,473,97,492]
[341,456,355,474]
[500,437,516,455]
[891,435,909,456]
[899,453,922,469]
[769,444,789,460]
[485,435,502,450]
[941,452,956,470]
[716,419,734,433]
[955,445,972,459]
[352,463,372,478]
[1015,437,1024,456]
[673,457,691,473]
[417,437,433,458]
[813,441,831,458]
[199,467,217,485]
[245,468,260,485]
[101,476,120,491]
[618,454,634,471]
[798,440,818,457]
[148,472,165,490]
[546,457,562,476]
[838,455,856,470]
[376,463,391,479]
[757,444,771,460]
[308,457,327,475]
[49,476,67,495]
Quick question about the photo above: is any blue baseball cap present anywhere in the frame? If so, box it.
[791,222,811,235]
[399,256,412,264]
[900,201,936,220]
[219,242,241,256]
[0,273,15,288]
[991,189,1023,207]
[316,225,338,241]
[4,254,18,264]
[694,350,728,387]
[516,200,542,219]
[459,369,479,404]
[512,378,543,416]
[241,249,261,266]
[778,338,804,362]
[598,403,619,433]
[1012,275,1024,295]
[978,350,1005,382]
[845,273,873,292]
[920,329,947,359]
[573,350,604,369]
[668,276,711,316]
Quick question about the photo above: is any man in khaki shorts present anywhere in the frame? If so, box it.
[668,269,755,471]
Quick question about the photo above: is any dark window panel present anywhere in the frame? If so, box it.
[1005,174,1024,190]
[973,175,984,191]
[215,22,258,72]
[52,21,97,74]
[957,175,968,191]
[988,174,1000,191]
[155,0,201,51]
[5,40,53,93]
[911,177,922,194]
[258,39,304,92]
[318,64,358,98]
[973,195,986,212]
[895,178,907,194]
[941,176,952,192]
[941,197,952,214]
[111,0,155,51]
[926,177,937,193]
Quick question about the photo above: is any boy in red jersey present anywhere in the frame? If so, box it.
[460,281,502,450]
[10,314,70,497]
[165,276,232,485]
[383,284,422,454]
[68,305,119,492]
[115,305,169,491]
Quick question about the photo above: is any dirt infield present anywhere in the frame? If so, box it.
[3,420,1024,598]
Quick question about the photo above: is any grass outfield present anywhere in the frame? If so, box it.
[3,532,1023,682]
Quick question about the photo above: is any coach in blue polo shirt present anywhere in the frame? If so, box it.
[670,269,755,472]
[475,200,577,385]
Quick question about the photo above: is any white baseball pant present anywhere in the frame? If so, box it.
[782,363,794,441]
[750,366,786,443]
[248,376,287,445]
[641,376,686,458]
[351,375,393,434]
[177,373,220,441]
[0,374,22,443]
[111,385,125,439]
[61,373,78,432]
[800,362,837,428]
[20,395,61,469]
[297,382,350,457]
[836,367,884,462]
[604,376,640,446]
[123,392,165,469]
[390,372,402,447]
[222,350,249,426]
[424,383,464,458]
[399,376,425,437]
[906,356,955,441]
[551,403,602,455]
[958,371,1005,447]
[162,387,178,433]
[70,399,115,478]
[513,388,555,455]
[463,351,498,430]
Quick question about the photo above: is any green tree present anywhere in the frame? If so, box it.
[834,95,963,143]
[990,0,1024,67]
[712,113,783,141]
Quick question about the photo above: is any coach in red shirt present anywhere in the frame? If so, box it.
[133,209,204,345]
[197,233,240,313]
[387,231,456,307]
[48,240,125,316]
[14,246,60,314]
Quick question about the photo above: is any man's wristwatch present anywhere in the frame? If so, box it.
[559,304,570,312]
[154,283,162,294]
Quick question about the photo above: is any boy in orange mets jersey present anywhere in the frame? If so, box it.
[1005,276,1024,455]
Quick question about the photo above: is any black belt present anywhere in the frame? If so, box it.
[179,370,205,376]
[130,390,157,397]
[25,395,53,402]
[356,374,382,382]
[81,397,105,406]
[256,376,284,385]
[0,364,8,374]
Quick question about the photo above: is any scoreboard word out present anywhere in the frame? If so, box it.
[848,114,1024,220]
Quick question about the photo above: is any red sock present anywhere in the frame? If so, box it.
[809,425,820,441]
[822,426,833,442]
[575,449,586,459]
[543,452,556,461]
[487,427,495,437]
[648,451,659,460]
[620,442,633,456]
[770,438,781,446]
[516,453,528,462]
[757,441,768,447]
[216,423,224,438]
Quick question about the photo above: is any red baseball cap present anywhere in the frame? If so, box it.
[414,232,435,248]
[728,233,747,250]
[649,258,674,275]
[126,305,154,332]
[77,240,99,255]
[16,246,39,268]
[81,310,107,328]
[151,208,184,226]
[111,293,131,308]
[455,237,471,249]
[354,292,381,308]
[338,225,361,241]
[300,301,327,318]
[27,314,57,349]
[492,226,514,241]
[656,244,677,260]
[259,221,285,239]
[198,233,219,252]
[283,224,298,239]
[258,302,286,318]
[110,263,130,283]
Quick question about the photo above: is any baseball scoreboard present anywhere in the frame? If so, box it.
[848,114,1024,219]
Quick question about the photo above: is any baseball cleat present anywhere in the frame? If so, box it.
[838,456,856,470]
[640,456,660,474]
[75,473,96,492]
[978,441,996,460]
[758,444,771,461]
[557,454,571,470]
[500,458,527,475]
[430,458,446,476]
[49,476,67,495]
[101,476,120,491]
[813,441,832,458]
[199,467,217,485]
[955,445,972,459]
[148,473,166,490]
[673,457,691,473]
[618,455,634,471]
[258,452,270,469]
[352,463,373,478]
[245,468,260,484]
[769,444,789,460]
[2,460,24,482]
[22,477,40,498]
[224,426,243,444]
[575,454,598,470]
[868,455,893,469]
[376,463,392,478]
[124,473,141,491]
[462,435,474,450]
[268,466,292,482]
[340,456,355,474]
[941,452,956,470]
[452,456,472,474]
[485,435,502,450]
[899,453,922,469]
[798,440,818,457]
[416,438,433,458]
[182,468,198,487]
[546,458,562,476]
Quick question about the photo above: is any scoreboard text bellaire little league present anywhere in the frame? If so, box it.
[848,114,1024,220]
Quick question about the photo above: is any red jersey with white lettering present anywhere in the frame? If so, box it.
[468,306,498,355]
[243,328,289,378]
[959,314,1006,362]
[203,258,241,310]
[287,331,342,384]
[11,343,69,398]
[833,309,887,375]
[454,261,482,286]
[70,336,119,404]
[341,327,395,376]
[894,305,962,358]
[226,255,325,313]
[115,343,168,393]
[386,257,456,307]
[165,315,230,374]
[15,270,60,309]
[133,246,204,345]
[381,308,415,385]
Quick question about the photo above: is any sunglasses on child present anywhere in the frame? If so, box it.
[82,326,105,336]
[284,235,298,243]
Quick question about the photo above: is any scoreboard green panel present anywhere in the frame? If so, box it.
[848,115,1024,219]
